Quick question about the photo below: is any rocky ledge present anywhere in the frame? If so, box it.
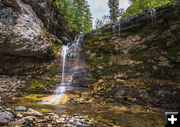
[0,106,94,127]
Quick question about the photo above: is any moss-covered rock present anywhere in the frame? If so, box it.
[80,2,180,111]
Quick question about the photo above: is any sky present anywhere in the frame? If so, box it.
[87,0,130,28]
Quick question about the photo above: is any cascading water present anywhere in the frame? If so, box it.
[61,46,68,84]
[42,39,80,104]
[118,22,121,35]
[112,23,121,35]
[112,24,116,33]
[150,8,156,22]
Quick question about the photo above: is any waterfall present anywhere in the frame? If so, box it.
[150,8,156,22]
[112,24,116,33]
[112,22,121,35]
[118,22,121,35]
[61,46,68,84]
[42,39,80,104]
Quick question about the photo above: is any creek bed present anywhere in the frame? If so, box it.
[7,94,164,127]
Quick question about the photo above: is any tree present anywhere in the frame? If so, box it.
[108,0,120,22]
[95,15,110,28]
[83,1,93,33]
[123,0,174,19]
[72,0,92,35]
[56,0,92,37]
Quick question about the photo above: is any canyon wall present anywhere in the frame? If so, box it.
[81,2,180,111]
[0,0,71,103]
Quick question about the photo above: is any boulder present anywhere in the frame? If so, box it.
[15,106,27,112]
[0,111,14,125]
[27,108,43,117]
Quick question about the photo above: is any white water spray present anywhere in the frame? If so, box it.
[61,46,68,83]
[42,39,80,104]
[42,46,69,104]
[150,8,156,22]
[118,22,121,35]
[112,24,116,33]
[112,22,121,35]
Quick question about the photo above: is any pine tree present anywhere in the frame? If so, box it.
[83,1,93,33]
[95,15,110,28]
[108,0,120,22]
[56,0,92,36]
[73,0,92,35]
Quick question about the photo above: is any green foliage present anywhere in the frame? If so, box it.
[108,0,122,22]
[95,15,110,29]
[56,0,93,36]
[123,0,174,19]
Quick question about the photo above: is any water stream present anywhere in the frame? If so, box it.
[42,39,80,104]
[112,22,121,35]
[150,8,156,22]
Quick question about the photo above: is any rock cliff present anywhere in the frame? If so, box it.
[0,0,71,103]
[81,2,180,111]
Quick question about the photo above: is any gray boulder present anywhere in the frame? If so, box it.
[0,111,14,125]
[15,106,27,112]
[27,108,42,117]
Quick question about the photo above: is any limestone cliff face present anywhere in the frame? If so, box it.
[0,0,61,75]
[81,3,180,111]
[22,0,74,43]
[0,0,67,103]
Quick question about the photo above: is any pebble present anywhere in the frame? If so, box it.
[0,106,94,126]
[16,113,23,118]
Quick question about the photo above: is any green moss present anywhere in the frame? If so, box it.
[119,32,132,37]
[123,24,140,30]
[24,77,54,94]
[129,47,141,54]
[101,65,130,76]
[52,44,60,55]
[48,63,56,78]
[134,63,153,73]
[167,46,180,57]
[153,38,167,49]
[92,69,100,80]
[97,34,112,41]
[138,27,152,37]
[131,52,148,61]
[152,66,173,79]
[54,38,62,45]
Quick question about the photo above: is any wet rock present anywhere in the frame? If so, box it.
[0,106,94,126]
[152,66,158,71]
[55,118,65,124]
[158,56,170,66]
[37,119,49,123]
[0,111,14,125]
[47,124,53,127]
[16,113,23,118]
[9,118,27,127]
[61,36,71,43]
[115,73,128,79]
[50,114,59,120]
[24,116,36,122]
[27,108,43,117]
[6,108,14,113]
[15,106,27,112]
[46,113,55,116]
